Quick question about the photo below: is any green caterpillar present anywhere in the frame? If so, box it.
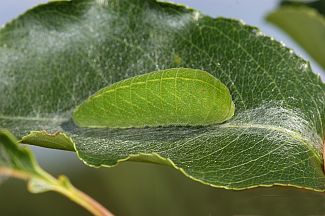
[73,68,235,128]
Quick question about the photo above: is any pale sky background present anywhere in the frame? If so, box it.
[1,0,324,168]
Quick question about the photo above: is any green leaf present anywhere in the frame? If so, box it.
[267,5,325,70]
[0,128,68,193]
[0,129,112,216]
[21,131,75,151]
[1,0,325,190]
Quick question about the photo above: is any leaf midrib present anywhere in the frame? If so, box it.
[0,115,67,122]
[221,122,322,163]
[1,112,320,164]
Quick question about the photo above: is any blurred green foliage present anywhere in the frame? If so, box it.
[268,0,325,70]
[281,0,325,15]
